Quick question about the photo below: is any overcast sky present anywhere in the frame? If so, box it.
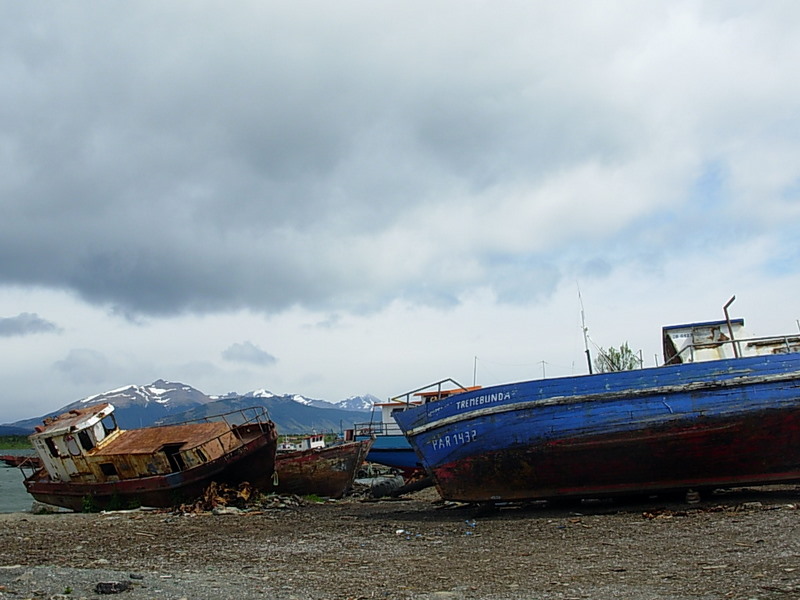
[2,1,800,423]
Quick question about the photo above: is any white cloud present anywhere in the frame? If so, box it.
[222,341,278,367]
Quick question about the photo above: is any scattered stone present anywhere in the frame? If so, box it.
[30,501,65,514]
[369,476,405,498]
[212,506,242,516]
[95,581,133,594]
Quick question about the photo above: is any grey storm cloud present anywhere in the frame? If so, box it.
[0,4,627,318]
[0,313,60,337]
[222,341,277,367]
[2,3,800,318]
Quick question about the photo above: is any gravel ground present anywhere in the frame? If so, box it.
[1,486,799,600]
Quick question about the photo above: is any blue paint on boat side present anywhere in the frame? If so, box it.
[363,434,410,448]
[364,448,421,471]
[394,352,800,472]
[355,433,420,472]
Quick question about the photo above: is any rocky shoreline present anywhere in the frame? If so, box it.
[1,486,799,599]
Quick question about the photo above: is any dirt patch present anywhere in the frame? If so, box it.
[1,486,799,599]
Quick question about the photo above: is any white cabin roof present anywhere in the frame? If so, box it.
[30,403,115,439]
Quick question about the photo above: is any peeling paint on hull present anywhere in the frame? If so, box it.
[271,438,373,498]
[395,352,800,503]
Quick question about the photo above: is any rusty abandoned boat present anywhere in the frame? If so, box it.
[271,433,374,498]
[22,403,278,511]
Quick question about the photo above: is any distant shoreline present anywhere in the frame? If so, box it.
[0,434,33,450]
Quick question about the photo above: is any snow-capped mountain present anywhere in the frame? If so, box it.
[333,394,380,411]
[289,394,335,410]
[5,381,378,434]
[74,379,212,410]
[11,379,215,431]
[224,389,339,409]
[241,389,276,399]
[234,389,376,412]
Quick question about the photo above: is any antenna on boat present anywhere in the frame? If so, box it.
[473,356,478,386]
[578,284,593,374]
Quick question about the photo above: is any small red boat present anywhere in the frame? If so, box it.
[271,434,374,498]
[0,454,40,468]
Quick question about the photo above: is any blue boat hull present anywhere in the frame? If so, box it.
[355,433,422,476]
[394,353,800,502]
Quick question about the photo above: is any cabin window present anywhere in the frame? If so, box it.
[45,438,60,458]
[101,414,118,435]
[65,435,81,456]
[78,430,95,452]
[99,463,118,477]
[161,444,187,472]
[93,422,106,443]
[196,449,207,463]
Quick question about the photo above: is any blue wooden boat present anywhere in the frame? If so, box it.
[394,316,800,503]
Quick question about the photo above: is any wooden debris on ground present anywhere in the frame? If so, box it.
[176,481,307,514]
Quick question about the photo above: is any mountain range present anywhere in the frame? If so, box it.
[0,380,380,436]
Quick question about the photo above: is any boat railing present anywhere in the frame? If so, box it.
[666,334,800,365]
[353,420,404,436]
[165,406,274,451]
[168,407,274,470]
[17,455,43,478]
[353,378,470,436]
[171,405,270,427]
[391,378,471,406]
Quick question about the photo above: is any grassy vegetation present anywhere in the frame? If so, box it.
[0,435,32,449]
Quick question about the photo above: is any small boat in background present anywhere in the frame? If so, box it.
[395,308,800,504]
[0,454,40,468]
[354,382,478,478]
[22,403,278,511]
[271,433,374,498]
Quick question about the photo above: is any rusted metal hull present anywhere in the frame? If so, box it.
[271,438,374,498]
[24,421,278,511]
[395,352,800,503]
